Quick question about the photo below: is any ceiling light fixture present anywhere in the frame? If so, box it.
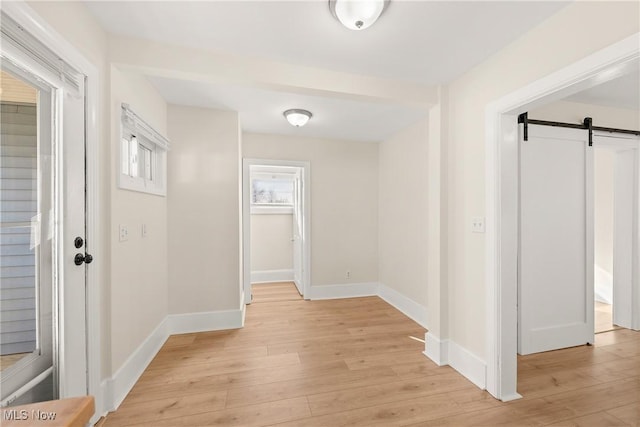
[329,0,390,31]
[283,109,312,127]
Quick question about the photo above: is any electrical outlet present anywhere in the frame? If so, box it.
[141,223,147,238]
[472,217,485,233]
[346,270,351,279]
[119,224,129,241]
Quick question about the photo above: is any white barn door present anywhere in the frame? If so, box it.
[518,125,594,355]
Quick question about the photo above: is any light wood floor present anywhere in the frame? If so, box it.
[595,301,622,334]
[102,289,640,426]
[252,282,302,303]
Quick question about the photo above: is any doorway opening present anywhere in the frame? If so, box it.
[485,33,639,401]
[242,159,310,305]
[251,282,303,304]
[594,136,639,334]
[594,145,620,334]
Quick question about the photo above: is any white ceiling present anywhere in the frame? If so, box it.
[148,76,427,142]
[566,72,640,111]
[85,1,571,141]
[86,1,568,85]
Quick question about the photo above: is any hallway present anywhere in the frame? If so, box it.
[100,293,639,426]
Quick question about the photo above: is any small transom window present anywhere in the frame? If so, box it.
[119,103,170,196]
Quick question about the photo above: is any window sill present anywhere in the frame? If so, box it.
[251,206,294,215]
[119,174,166,197]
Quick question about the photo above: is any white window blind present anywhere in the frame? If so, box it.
[1,12,83,95]
[121,103,170,151]
[119,104,169,196]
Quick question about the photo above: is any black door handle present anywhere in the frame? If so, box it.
[74,253,94,266]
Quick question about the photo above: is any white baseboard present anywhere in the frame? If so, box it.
[105,317,170,411]
[424,332,449,366]
[500,392,523,402]
[98,380,111,420]
[251,269,294,284]
[168,308,245,335]
[447,340,487,389]
[378,283,428,328]
[307,282,378,300]
[104,306,246,412]
[423,333,486,390]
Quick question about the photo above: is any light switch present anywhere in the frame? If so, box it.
[472,217,485,233]
[119,224,129,241]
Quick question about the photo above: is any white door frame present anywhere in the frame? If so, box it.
[3,1,102,421]
[242,158,311,303]
[485,32,640,401]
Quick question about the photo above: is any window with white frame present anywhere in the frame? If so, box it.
[120,103,170,196]
[251,172,295,214]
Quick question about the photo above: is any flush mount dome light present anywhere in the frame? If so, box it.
[329,0,390,31]
[283,109,312,127]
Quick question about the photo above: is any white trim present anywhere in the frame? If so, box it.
[423,332,448,366]
[306,282,378,300]
[240,293,247,326]
[423,334,487,391]
[251,206,294,215]
[105,318,169,411]
[103,305,246,412]
[168,308,245,335]
[99,380,111,419]
[635,145,640,331]
[2,1,103,421]
[243,159,311,304]
[121,103,170,150]
[251,269,294,284]
[485,33,640,401]
[447,340,487,390]
[378,283,428,328]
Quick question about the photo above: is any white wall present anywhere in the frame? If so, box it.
[167,105,242,313]
[594,149,614,277]
[529,100,640,131]
[250,214,293,272]
[243,133,378,286]
[109,67,169,375]
[379,118,429,308]
[444,1,639,359]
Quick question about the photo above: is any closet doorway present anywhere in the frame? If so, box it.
[593,134,640,333]
[242,159,310,304]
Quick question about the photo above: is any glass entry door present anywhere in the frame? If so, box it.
[0,66,56,405]
[1,9,90,408]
